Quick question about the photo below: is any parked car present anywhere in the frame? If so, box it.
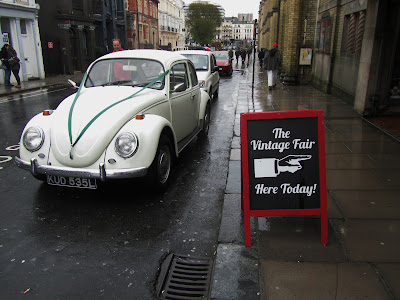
[177,50,220,99]
[15,50,211,190]
[214,51,233,76]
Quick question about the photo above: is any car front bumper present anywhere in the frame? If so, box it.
[14,157,148,182]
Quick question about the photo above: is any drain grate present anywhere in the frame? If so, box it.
[157,254,214,299]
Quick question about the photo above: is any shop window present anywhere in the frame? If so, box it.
[341,11,365,54]
[316,15,332,54]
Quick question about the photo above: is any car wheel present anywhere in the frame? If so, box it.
[213,85,219,99]
[199,102,211,139]
[149,135,172,190]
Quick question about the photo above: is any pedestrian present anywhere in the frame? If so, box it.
[258,48,265,67]
[0,44,12,86]
[7,45,21,88]
[263,43,281,90]
[228,48,233,61]
[235,48,241,62]
[112,38,123,52]
[240,48,246,64]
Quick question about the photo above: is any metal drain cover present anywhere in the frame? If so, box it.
[157,254,214,299]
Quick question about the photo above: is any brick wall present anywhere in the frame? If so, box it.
[259,0,317,83]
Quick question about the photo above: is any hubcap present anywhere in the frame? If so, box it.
[158,146,171,184]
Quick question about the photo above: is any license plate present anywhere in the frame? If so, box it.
[47,175,97,189]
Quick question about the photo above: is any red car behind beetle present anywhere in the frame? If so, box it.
[214,51,233,76]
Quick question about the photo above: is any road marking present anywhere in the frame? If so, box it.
[6,144,19,151]
[0,87,68,104]
[0,156,12,170]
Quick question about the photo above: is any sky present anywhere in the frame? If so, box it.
[184,0,260,20]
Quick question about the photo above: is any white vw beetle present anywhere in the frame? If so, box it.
[15,50,211,189]
[177,50,219,99]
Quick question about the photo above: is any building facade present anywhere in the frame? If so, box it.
[312,0,400,115]
[37,0,126,75]
[159,0,185,51]
[126,0,159,49]
[258,0,317,84]
[0,0,45,83]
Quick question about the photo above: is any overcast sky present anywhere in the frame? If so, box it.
[184,0,260,20]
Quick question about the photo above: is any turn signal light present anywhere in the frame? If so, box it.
[43,109,53,116]
[135,114,145,120]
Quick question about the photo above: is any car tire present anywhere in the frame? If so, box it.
[213,85,219,99]
[198,102,211,139]
[148,135,172,190]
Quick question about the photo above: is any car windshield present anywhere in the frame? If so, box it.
[85,58,165,89]
[214,52,229,60]
[181,54,209,71]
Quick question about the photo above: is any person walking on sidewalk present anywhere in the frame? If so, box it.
[0,44,12,87]
[263,43,281,90]
[7,45,21,88]
[235,48,241,63]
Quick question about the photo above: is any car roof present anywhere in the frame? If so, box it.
[177,50,213,56]
[97,49,187,66]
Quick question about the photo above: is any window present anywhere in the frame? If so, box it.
[341,11,365,54]
[187,62,198,87]
[316,16,332,53]
[170,63,189,92]
[20,19,27,34]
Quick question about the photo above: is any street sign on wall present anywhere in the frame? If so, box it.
[240,110,328,246]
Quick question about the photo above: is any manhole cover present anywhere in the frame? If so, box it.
[157,254,214,299]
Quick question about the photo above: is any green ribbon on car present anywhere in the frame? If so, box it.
[68,69,170,147]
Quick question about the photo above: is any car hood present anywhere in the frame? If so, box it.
[51,86,163,167]
[196,71,209,81]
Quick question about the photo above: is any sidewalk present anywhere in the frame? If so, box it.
[0,72,84,97]
[212,60,400,299]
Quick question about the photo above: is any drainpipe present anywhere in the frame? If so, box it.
[276,0,281,44]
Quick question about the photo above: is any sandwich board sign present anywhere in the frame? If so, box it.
[240,109,328,246]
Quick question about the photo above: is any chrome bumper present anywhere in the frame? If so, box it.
[14,157,148,182]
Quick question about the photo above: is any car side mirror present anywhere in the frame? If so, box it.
[68,79,78,89]
[172,82,186,93]
[213,66,219,72]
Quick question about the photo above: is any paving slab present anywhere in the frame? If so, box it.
[327,169,386,190]
[331,190,400,219]
[375,263,400,299]
[332,219,400,262]
[212,244,259,300]
[258,217,346,262]
[260,261,392,300]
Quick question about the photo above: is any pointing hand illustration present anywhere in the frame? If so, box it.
[254,155,312,178]
[278,155,312,173]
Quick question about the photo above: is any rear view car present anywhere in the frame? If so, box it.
[178,50,220,99]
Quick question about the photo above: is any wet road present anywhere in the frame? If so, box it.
[0,67,245,298]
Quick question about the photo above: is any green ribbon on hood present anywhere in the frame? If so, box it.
[68,69,170,147]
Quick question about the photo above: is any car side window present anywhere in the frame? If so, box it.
[187,62,198,87]
[170,63,189,92]
[210,55,215,70]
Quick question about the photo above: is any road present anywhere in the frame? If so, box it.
[0,67,245,298]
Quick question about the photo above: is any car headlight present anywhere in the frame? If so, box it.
[224,62,230,66]
[23,126,44,152]
[200,80,205,88]
[115,132,138,158]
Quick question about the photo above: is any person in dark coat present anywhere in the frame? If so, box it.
[240,48,246,64]
[235,48,241,62]
[0,44,12,86]
[258,48,265,67]
[263,43,281,90]
[7,45,21,88]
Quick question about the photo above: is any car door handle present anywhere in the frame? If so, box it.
[190,94,195,99]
